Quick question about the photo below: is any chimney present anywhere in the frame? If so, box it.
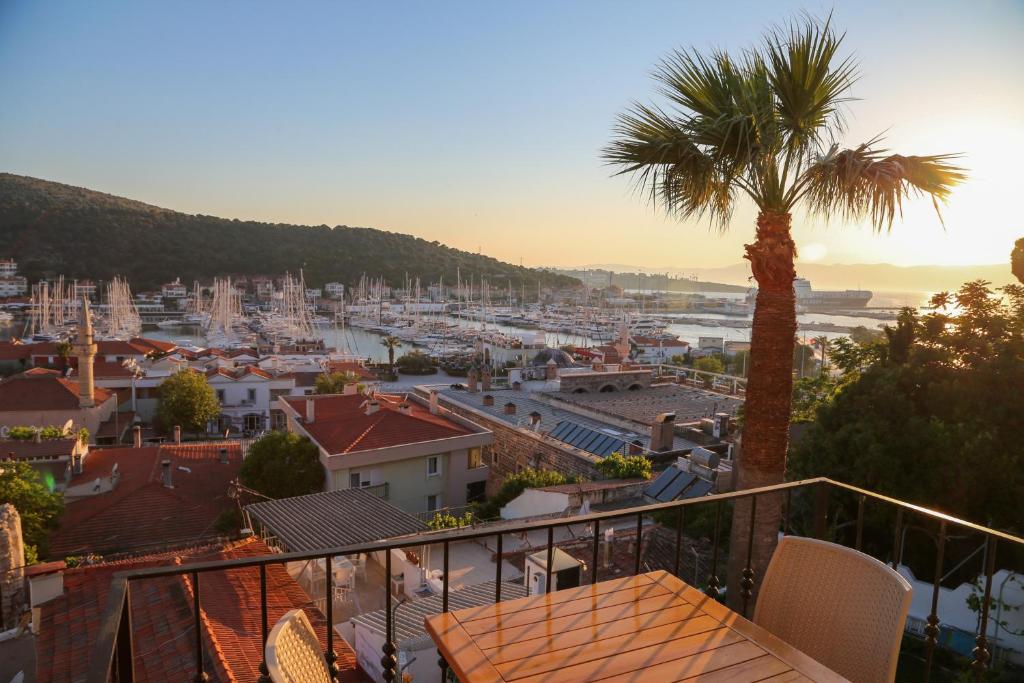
[33,429,41,444]
[628,439,643,455]
[504,402,516,416]
[481,365,492,391]
[467,368,479,393]
[482,394,494,407]
[365,400,380,416]
[161,459,173,488]
[132,426,142,449]
[529,411,542,428]
[219,447,229,464]
[649,412,676,452]
[343,382,358,395]
[512,381,522,391]
[173,425,181,444]
[428,390,439,415]
[306,398,315,423]
[398,402,412,416]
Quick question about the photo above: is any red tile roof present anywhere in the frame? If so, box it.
[0,341,31,361]
[0,437,78,460]
[47,443,243,559]
[324,361,377,382]
[35,539,368,683]
[284,393,471,455]
[0,368,113,411]
[206,365,273,381]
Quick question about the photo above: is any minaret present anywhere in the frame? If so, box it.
[74,295,97,408]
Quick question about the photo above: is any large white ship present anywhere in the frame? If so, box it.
[747,278,872,311]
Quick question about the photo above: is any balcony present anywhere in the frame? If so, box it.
[86,478,1022,682]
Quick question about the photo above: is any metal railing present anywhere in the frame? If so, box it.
[86,477,1022,682]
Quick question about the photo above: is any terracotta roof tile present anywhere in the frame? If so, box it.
[47,443,243,559]
[283,393,470,455]
[0,369,113,411]
[35,539,368,683]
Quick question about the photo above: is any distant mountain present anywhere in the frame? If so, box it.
[0,174,578,292]
[570,261,1017,294]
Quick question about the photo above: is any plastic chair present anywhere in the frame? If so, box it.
[264,608,332,683]
[753,536,912,683]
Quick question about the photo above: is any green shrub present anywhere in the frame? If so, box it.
[595,452,652,480]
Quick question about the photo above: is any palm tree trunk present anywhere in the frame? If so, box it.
[726,210,796,612]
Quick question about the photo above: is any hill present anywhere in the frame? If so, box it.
[0,174,579,292]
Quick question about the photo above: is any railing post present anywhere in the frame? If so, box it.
[494,533,503,602]
[673,506,684,578]
[740,495,757,618]
[706,501,723,600]
[923,522,946,683]
[381,550,397,682]
[258,565,271,683]
[971,536,998,679]
[191,572,209,683]
[634,512,643,575]
[324,555,338,680]
[591,519,600,584]
[545,527,554,593]
[811,481,829,540]
[115,582,134,683]
[438,540,450,680]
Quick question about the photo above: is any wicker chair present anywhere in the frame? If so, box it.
[753,536,912,683]
[264,609,332,683]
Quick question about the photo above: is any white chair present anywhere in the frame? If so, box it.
[264,608,331,683]
[753,536,913,683]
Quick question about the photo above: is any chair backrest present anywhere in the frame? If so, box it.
[265,608,332,683]
[753,536,912,683]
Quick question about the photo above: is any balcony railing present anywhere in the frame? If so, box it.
[86,477,1022,682]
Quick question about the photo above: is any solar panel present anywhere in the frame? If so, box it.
[661,471,698,501]
[549,420,627,457]
[644,467,680,500]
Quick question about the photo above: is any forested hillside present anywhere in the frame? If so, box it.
[0,174,578,291]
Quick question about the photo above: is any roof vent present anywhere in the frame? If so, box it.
[365,400,380,416]
[482,394,494,407]
[398,402,412,416]
[161,459,173,488]
[504,402,517,415]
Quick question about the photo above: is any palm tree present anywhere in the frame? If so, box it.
[1012,237,1023,285]
[812,335,829,376]
[54,340,73,373]
[381,335,402,374]
[604,15,963,604]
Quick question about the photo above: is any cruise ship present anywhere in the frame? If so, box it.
[747,278,872,311]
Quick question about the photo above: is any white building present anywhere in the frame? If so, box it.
[0,276,28,297]
[206,366,277,433]
[0,259,16,277]
[325,282,345,299]
[631,336,690,364]
[161,278,188,299]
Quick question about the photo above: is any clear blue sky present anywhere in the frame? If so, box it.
[2,1,1022,269]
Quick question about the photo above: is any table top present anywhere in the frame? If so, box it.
[425,570,848,683]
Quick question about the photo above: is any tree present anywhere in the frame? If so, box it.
[157,370,220,433]
[54,340,73,371]
[595,452,652,480]
[381,336,402,374]
[693,355,725,374]
[238,431,325,499]
[604,14,963,602]
[395,350,437,375]
[314,371,361,395]
[812,335,829,376]
[0,460,64,561]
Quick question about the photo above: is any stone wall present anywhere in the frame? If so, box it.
[0,503,26,630]
[557,369,652,394]
[436,401,603,495]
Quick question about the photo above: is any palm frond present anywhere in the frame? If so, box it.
[601,104,738,227]
[763,13,858,153]
[797,141,966,230]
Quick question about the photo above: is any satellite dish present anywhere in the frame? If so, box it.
[63,419,74,435]
[111,462,119,477]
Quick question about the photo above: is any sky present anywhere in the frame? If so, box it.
[1,1,1022,271]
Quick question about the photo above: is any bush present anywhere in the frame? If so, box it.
[693,355,725,374]
[595,452,652,480]
[395,350,437,375]
[426,510,475,530]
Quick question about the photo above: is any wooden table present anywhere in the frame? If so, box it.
[425,570,847,682]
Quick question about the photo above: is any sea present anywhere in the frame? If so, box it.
[0,290,928,363]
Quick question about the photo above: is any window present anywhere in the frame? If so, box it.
[467,447,483,469]
[247,388,256,402]
[426,494,440,512]
[427,455,440,477]
[216,389,225,403]
[350,472,361,489]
